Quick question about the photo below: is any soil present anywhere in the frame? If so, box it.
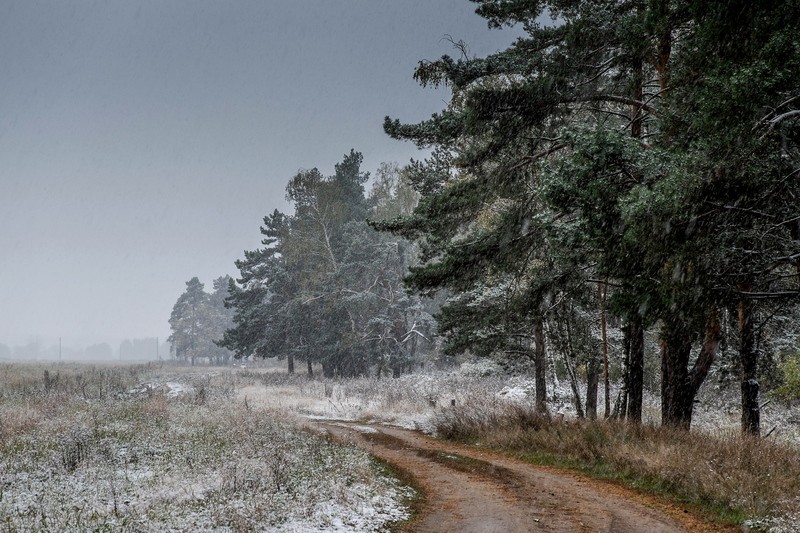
[312,421,732,533]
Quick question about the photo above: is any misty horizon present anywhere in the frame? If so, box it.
[1,2,523,348]
[0,335,168,362]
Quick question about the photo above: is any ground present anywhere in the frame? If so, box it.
[314,420,723,533]
[2,361,797,531]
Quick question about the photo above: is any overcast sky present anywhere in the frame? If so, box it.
[0,1,523,349]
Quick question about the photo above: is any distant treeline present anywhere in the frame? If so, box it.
[0,338,167,361]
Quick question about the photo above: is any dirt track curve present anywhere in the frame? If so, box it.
[313,421,725,533]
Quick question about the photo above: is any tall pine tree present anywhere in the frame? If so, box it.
[382,0,800,430]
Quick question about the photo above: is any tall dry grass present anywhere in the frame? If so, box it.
[434,400,800,528]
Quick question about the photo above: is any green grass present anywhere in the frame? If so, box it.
[516,449,747,527]
[372,458,424,533]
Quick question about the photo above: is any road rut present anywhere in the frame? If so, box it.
[313,421,722,533]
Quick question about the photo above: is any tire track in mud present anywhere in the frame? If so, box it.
[312,421,728,533]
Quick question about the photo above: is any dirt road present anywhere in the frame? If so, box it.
[314,421,722,533]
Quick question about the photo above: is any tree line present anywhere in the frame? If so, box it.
[219,153,438,378]
[169,0,799,435]
[169,155,440,377]
[378,0,800,434]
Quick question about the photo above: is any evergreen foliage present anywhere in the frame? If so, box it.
[168,276,235,365]
[381,0,800,431]
[222,152,436,377]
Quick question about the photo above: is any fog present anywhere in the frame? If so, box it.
[0,1,521,356]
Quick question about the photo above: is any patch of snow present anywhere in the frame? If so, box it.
[163,381,188,397]
[345,425,379,434]
[459,360,503,377]
[127,381,191,398]
[273,482,412,533]
[302,413,356,421]
[496,384,534,403]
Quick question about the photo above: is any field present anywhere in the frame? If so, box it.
[1,360,799,532]
[0,363,410,532]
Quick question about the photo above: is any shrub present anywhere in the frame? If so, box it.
[774,355,800,402]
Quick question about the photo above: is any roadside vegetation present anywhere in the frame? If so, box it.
[434,400,800,531]
[233,361,800,531]
[3,360,799,530]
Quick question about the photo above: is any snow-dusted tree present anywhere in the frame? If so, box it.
[223,152,436,377]
[207,276,235,365]
[221,210,298,370]
[382,0,800,431]
[168,277,214,365]
[364,164,437,377]
[656,0,800,434]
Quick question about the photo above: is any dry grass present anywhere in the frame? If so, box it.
[193,365,800,530]
[434,401,800,529]
[0,363,411,532]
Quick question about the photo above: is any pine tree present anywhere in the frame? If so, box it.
[382,0,800,429]
[207,276,235,365]
[660,0,800,433]
[223,152,435,377]
[221,210,298,368]
[168,277,213,365]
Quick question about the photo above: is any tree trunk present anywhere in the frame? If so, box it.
[626,46,646,425]
[598,282,610,418]
[408,333,418,374]
[660,328,694,429]
[287,353,295,374]
[631,52,644,139]
[738,289,760,435]
[627,318,644,424]
[585,347,600,420]
[563,316,585,418]
[566,357,584,419]
[533,320,548,414]
[616,323,630,420]
[660,310,720,429]
[307,358,313,377]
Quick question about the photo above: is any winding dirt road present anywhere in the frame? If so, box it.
[313,421,726,533]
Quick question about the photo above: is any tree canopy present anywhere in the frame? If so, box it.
[381,0,800,431]
[222,151,437,377]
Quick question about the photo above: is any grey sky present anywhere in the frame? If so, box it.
[0,1,521,349]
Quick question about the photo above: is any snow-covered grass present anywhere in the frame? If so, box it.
[232,361,800,531]
[8,360,795,531]
[0,363,411,532]
[234,362,515,434]
[236,361,800,446]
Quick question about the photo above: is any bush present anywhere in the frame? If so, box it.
[774,355,800,402]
